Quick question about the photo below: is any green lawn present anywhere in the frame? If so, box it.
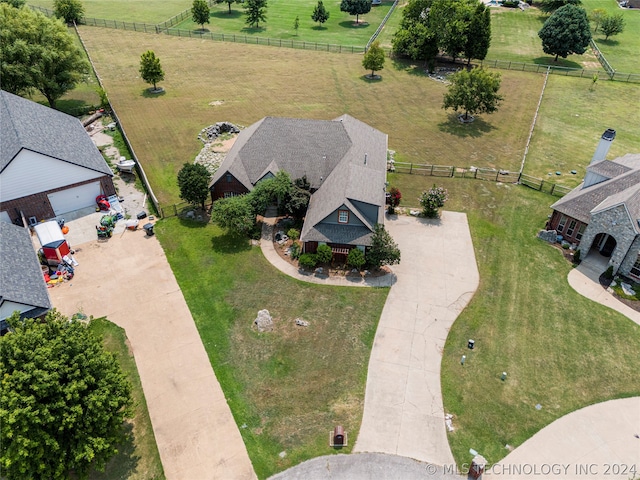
[88,318,165,480]
[27,0,193,23]
[388,174,640,468]
[174,0,395,47]
[154,218,388,478]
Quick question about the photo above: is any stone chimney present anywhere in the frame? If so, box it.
[590,128,616,165]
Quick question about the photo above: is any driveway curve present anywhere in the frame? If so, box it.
[49,229,256,480]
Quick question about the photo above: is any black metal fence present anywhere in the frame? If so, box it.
[391,162,572,197]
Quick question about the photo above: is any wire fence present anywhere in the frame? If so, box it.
[391,162,572,197]
[365,0,399,51]
[156,0,217,32]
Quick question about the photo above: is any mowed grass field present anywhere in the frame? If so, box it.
[387,174,640,468]
[78,26,545,205]
[174,0,395,47]
[155,219,388,478]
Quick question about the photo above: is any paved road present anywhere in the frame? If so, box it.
[49,229,256,480]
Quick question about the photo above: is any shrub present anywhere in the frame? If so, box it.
[604,266,614,279]
[289,242,301,259]
[316,244,333,264]
[501,0,519,7]
[298,253,317,269]
[573,249,581,263]
[419,185,449,218]
[287,228,300,241]
[347,248,366,270]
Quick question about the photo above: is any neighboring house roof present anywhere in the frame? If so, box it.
[551,155,640,225]
[211,115,388,246]
[0,222,52,321]
[0,90,113,176]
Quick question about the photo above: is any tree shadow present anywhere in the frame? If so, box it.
[361,74,382,82]
[338,20,370,28]
[531,56,583,69]
[193,28,211,34]
[390,57,429,76]
[240,25,266,33]
[55,98,93,117]
[311,24,329,30]
[598,38,620,47]
[210,231,253,254]
[88,422,140,479]
[141,88,166,98]
[211,10,243,19]
[437,113,496,138]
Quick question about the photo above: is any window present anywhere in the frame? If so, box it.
[557,215,567,232]
[226,174,232,183]
[223,191,237,198]
[338,210,349,223]
[566,220,577,237]
[576,224,586,241]
[631,255,640,279]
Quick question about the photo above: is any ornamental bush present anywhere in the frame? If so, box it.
[420,185,449,218]
[347,248,366,270]
[298,253,317,269]
[316,244,332,264]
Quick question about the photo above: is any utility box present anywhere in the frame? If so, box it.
[329,425,347,447]
[468,339,475,350]
[143,223,154,236]
[470,455,487,479]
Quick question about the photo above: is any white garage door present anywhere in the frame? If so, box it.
[48,182,101,216]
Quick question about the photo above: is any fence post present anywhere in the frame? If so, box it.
[518,172,522,183]
[173,204,178,216]
[451,166,454,177]
[496,171,499,181]
[550,184,555,195]
[430,165,434,175]
[539,180,544,192]
[474,169,478,179]
[410,163,413,174]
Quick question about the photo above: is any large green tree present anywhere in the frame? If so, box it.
[177,163,211,209]
[367,224,401,269]
[244,0,267,28]
[538,0,581,14]
[53,0,84,24]
[216,0,241,13]
[0,4,89,108]
[428,0,475,62]
[211,194,256,235]
[0,311,133,480]
[538,4,591,61]
[600,13,625,40]
[442,67,503,122]
[311,0,330,25]
[391,0,438,69]
[139,50,164,91]
[363,40,385,78]
[462,2,491,65]
[339,0,371,23]
[192,0,210,29]
[0,0,25,7]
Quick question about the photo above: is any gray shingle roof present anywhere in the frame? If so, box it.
[552,156,640,224]
[0,90,113,176]
[0,222,52,318]
[302,223,374,245]
[586,159,630,178]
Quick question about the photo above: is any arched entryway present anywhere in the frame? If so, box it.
[591,232,618,257]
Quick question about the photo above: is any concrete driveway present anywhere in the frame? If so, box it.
[354,212,479,466]
[48,228,255,480]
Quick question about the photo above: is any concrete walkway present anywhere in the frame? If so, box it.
[492,397,640,479]
[49,230,256,480]
[354,212,479,466]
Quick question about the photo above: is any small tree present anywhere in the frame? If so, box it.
[216,0,241,14]
[53,0,84,24]
[442,67,503,122]
[538,4,591,61]
[347,247,366,270]
[139,50,164,91]
[211,194,255,235]
[298,253,317,269]
[192,0,211,29]
[600,13,625,40]
[387,186,402,214]
[363,41,385,78]
[420,184,448,218]
[311,1,330,25]
[177,163,211,210]
[589,8,607,33]
[244,0,267,28]
[294,15,300,34]
[367,224,401,269]
[340,0,371,23]
[0,311,133,479]
[316,244,333,264]
[283,186,310,219]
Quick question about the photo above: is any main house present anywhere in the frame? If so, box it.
[549,129,640,279]
[209,115,388,256]
[0,90,116,226]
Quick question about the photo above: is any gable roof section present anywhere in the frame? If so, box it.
[0,90,112,176]
[0,222,52,317]
[586,159,630,179]
[591,183,640,234]
[552,166,640,224]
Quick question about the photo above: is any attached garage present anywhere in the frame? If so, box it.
[48,181,102,216]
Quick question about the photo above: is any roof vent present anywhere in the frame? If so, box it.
[364,153,368,165]
[590,128,616,164]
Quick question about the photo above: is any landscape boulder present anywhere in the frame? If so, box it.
[254,309,274,332]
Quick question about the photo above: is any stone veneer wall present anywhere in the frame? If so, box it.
[578,204,639,274]
[619,235,640,277]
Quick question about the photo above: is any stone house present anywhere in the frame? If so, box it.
[0,90,116,226]
[209,115,388,256]
[549,129,640,278]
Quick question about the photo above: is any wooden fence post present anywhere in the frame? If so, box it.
[550,184,555,195]
[539,180,544,191]
[410,163,413,174]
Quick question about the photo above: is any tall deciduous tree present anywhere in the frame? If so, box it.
[177,163,211,209]
[192,0,210,29]
[216,0,241,14]
[463,3,491,65]
[311,0,330,25]
[442,67,503,122]
[538,0,581,14]
[0,311,133,480]
[53,0,84,24]
[428,0,475,62]
[339,0,371,24]
[0,4,89,108]
[600,13,624,40]
[392,21,439,71]
[538,4,591,61]
[139,50,164,91]
[588,8,606,33]
[244,0,267,28]
[363,40,385,78]
[367,224,401,269]
[211,194,256,235]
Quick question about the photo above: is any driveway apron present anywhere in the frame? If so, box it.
[354,212,479,466]
[49,230,256,480]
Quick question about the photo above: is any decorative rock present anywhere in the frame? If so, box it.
[254,309,274,332]
[198,122,241,144]
[295,318,309,327]
[315,267,324,275]
[621,282,635,296]
[537,229,557,243]
[279,451,287,459]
